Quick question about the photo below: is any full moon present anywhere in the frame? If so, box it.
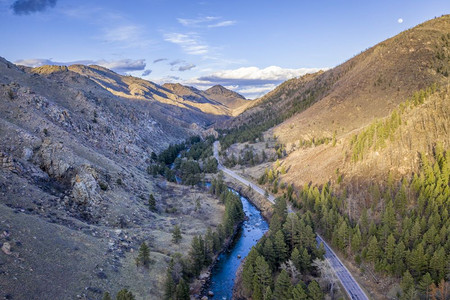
[398,18,404,23]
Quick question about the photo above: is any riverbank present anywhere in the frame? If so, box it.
[191,177,270,300]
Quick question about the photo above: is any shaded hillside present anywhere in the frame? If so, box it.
[0,57,227,299]
[219,15,450,148]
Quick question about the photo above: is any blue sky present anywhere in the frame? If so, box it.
[0,0,449,98]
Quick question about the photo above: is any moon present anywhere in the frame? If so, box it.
[398,18,404,24]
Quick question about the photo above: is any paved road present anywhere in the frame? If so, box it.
[213,141,276,203]
[213,141,369,300]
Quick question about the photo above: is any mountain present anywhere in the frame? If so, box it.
[0,57,231,299]
[204,85,248,109]
[220,15,449,147]
[163,83,248,116]
[218,15,450,299]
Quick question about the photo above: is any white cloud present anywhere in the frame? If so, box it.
[102,25,151,48]
[177,16,219,27]
[208,20,236,28]
[164,32,209,55]
[185,65,326,99]
[15,58,146,72]
[198,66,324,84]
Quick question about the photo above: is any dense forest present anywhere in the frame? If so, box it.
[294,144,449,298]
[239,196,342,300]
[147,135,218,185]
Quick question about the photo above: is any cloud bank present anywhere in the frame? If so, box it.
[190,66,325,99]
[11,0,57,15]
[15,58,147,73]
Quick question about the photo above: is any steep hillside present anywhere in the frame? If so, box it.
[0,57,226,299]
[217,15,450,298]
[219,15,450,148]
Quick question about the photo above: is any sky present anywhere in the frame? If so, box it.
[0,0,449,99]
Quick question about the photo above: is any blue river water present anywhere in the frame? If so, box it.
[205,190,269,299]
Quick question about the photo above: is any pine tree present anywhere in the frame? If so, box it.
[307,280,323,300]
[189,235,205,276]
[401,270,415,293]
[429,246,446,281]
[172,225,182,244]
[102,292,112,300]
[136,242,151,268]
[299,248,311,272]
[148,194,156,212]
[351,225,362,253]
[393,241,406,277]
[116,289,135,300]
[366,235,379,263]
[290,247,301,270]
[263,238,276,268]
[385,234,396,264]
[273,269,293,300]
[418,273,433,297]
[164,259,176,300]
[175,279,189,300]
[292,283,308,299]
[242,261,254,294]
[263,286,273,300]
[254,256,272,288]
[274,230,288,263]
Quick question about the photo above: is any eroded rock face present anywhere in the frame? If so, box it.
[37,138,75,179]
[71,164,101,206]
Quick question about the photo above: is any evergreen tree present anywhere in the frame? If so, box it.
[175,279,189,300]
[116,289,135,300]
[273,269,293,300]
[164,259,176,300]
[351,225,362,253]
[290,247,301,270]
[102,292,112,300]
[172,225,182,244]
[418,273,433,297]
[274,230,288,263]
[292,283,308,300]
[401,270,415,294]
[136,242,151,268]
[148,194,156,212]
[254,256,272,288]
[429,246,446,281]
[366,236,379,263]
[300,248,311,272]
[307,280,323,300]
[263,238,276,268]
[263,286,273,300]
[393,241,406,277]
[242,261,255,294]
[385,234,396,264]
[189,235,205,276]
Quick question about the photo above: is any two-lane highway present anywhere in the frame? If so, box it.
[213,141,369,300]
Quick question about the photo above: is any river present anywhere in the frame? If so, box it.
[204,189,269,299]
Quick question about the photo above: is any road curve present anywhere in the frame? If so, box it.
[213,141,369,300]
